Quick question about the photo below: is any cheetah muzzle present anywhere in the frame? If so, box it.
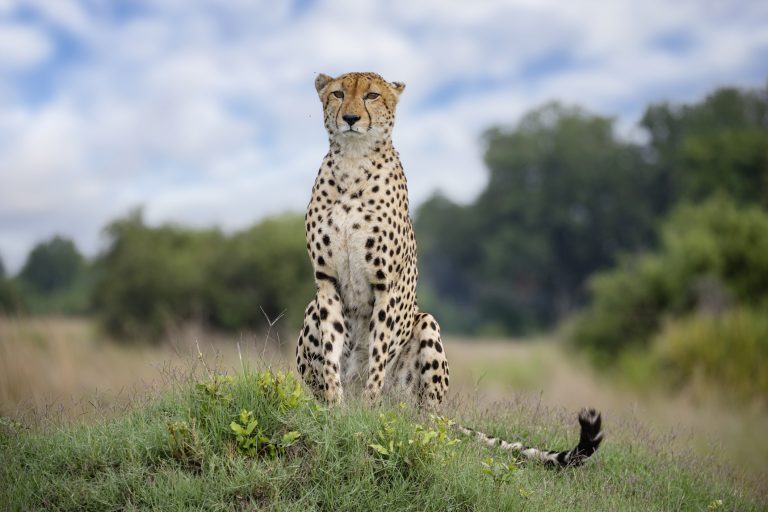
[295,71,603,467]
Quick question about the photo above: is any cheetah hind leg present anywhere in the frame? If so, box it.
[389,312,449,410]
[295,302,325,401]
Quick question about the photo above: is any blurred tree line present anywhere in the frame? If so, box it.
[0,213,313,342]
[1,83,766,384]
[0,236,92,316]
[566,87,768,401]
[94,211,313,341]
[416,103,658,334]
[417,83,767,400]
[415,85,768,339]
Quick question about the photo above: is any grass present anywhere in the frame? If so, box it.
[1,360,764,511]
[0,316,283,423]
[2,317,766,509]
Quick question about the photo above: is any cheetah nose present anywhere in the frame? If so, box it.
[342,113,361,126]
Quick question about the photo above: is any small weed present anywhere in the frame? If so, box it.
[480,456,520,487]
[518,486,533,500]
[194,374,234,417]
[479,456,533,499]
[254,370,307,411]
[230,408,301,458]
[190,367,309,459]
[167,418,203,461]
[195,374,234,402]
[230,409,265,457]
[708,499,724,510]
[0,416,25,434]
[0,417,26,448]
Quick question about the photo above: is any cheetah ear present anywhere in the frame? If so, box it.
[389,81,406,97]
[315,73,334,94]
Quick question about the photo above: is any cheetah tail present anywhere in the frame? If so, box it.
[456,408,603,468]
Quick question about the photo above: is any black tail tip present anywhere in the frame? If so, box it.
[575,408,603,457]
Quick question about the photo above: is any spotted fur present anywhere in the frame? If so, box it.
[295,71,602,467]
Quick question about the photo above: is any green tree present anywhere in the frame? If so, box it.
[205,215,314,330]
[93,210,312,342]
[416,104,657,334]
[18,236,84,293]
[415,193,481,333]
[93,209,222,341]
[641,85,768,209]
[0,281,22,314]
[0,253,22,314]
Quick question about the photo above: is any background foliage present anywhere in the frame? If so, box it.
[571,197,768,358]
[1,83,766,398]
[415,86,768,336]
[416,103,659,334]
[91,210,312,341]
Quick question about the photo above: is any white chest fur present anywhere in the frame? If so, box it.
[326,160,374,313]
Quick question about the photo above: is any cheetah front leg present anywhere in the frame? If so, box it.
[362,287,396,404]
[314,279,346,404]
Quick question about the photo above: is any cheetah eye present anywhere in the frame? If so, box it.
[365,92,380,100]
[332,91,344,99]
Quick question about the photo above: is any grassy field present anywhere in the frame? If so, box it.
[1,317,766,510]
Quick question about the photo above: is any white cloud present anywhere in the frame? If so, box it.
[0,22,51,69]
[26,0,92,34]
[0,0,767,272]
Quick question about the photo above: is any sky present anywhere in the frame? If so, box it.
[1,0,767,273]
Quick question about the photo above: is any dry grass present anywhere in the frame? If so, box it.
[0,316,289,425]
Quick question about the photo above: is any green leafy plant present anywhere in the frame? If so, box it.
[230,409,264,457]
[480,456,520,487]
[193,374,235,420]
[368,411,460,469]
[229,408,301,458]
[255,370,306,411]
[0,417,26,448]
[196,375,234,403]
[368,411,401,460]
[428,415,461,449]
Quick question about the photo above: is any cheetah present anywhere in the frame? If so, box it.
[295,72,603,467]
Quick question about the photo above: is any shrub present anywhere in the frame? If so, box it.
[0,279,23,315]
[651,309,768,402]
[570,254,669,360]
[204,215,313,331]
[572,197,768,359]
[368,410,460,476]
[93,210,312,341]
[93,210,221,341]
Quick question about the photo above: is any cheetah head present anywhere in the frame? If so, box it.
[315,72,405,145]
